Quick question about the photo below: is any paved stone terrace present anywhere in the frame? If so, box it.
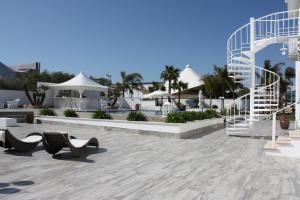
[0,123,300,200]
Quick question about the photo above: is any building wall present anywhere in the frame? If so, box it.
[0,89,32,105]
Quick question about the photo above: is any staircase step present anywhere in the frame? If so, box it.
[241,51,251,58]
[228,63,251,68]
[226,127,249,130]
[253,108,278,112]
[232,56,251,64]
[254,102,278,107]
[227,131,250,136]
[228,69,251,73]
[264,141,279,150]
[254,99,278,102]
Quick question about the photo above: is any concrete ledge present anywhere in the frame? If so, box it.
[0,110,34,123]
[35,116,225,139]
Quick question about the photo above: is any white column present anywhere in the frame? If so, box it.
[249,17,256,124]
[295,61,300,128]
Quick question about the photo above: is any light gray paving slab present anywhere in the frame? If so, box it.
[0,122,299,200]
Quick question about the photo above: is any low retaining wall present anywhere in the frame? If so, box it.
[35,116,225,139]
[0,110,34,123]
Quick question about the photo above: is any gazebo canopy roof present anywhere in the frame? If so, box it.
[143,90,172,99]
[51,72,108,92]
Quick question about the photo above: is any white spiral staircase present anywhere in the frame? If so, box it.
[226,9,300,136]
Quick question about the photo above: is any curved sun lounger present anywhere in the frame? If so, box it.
[42,132,99,157]
[0,129,42,153]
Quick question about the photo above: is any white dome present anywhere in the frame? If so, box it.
[178,65,203,89]
[164,65,203,93]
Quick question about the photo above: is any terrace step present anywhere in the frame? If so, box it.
[276,136,292,144]
[289,130,300,138]
[263,141,279,150]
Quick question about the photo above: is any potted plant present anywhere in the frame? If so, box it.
[279,111,290,130]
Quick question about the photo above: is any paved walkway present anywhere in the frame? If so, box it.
[0,123,300,200]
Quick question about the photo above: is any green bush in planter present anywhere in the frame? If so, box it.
[127,111,147,121]
[92,110,112,119]
[40,108,56,116]
[64,109,78,118]
[204,109,220,119]
[165,112,186,123]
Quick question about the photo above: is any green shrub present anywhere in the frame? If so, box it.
[92,110,112,119]
[64,109,78,118]
[204,109,220,119]
[127,111,147,121]
[165,112,186,123]
[166,110,221,123]
[39,108,56,116]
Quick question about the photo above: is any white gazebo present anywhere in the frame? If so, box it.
[42,72,108,111]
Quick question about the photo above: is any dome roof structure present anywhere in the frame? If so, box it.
[164,65,203,94]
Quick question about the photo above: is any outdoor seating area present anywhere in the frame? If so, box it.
[0,122,299,199]
[2,0,300,199]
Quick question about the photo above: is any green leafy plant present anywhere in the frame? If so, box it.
[127,111,147,121]
[39,108,56,116]
[204,109,220,119]
[212,105,218,109]
[92,110,112,119]
[165,112,187,123]
[64,109,78,118]
[166,110,221,123]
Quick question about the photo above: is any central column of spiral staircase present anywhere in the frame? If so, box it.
[226,9,300,136]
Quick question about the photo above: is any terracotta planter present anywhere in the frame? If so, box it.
[280,115,290,130]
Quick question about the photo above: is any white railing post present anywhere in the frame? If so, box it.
[249,17,256,124]
[272,113,276,148]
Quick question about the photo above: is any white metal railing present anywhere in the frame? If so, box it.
[225,9,296,135]
[228,9,300,66]
[226,66,280,133]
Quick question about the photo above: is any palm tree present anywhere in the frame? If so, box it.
[126,73,144,97]
[201,75,217,108]
[149,82,165,93]
[109,83,122,107]
[160,65,180,102]
[119,71,143,98]
[213,65,237,98]
[262,59,284,85]
[172,81,188,104]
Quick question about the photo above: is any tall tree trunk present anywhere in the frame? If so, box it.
[210,96,212,108]
[24,85,35,106]
[112,97,118,106]
[178,91,181,104]
[168,80,171,103]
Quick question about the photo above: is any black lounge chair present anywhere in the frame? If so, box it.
[42,132,99,157]
[0,129,42,153]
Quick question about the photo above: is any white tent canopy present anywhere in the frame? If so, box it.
[177,65,203,90]
[165,65,203,94]
[50,72,108,98]
[143,90,171,99]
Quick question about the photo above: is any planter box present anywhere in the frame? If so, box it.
[0,118,17,127]
[36,116,225,139]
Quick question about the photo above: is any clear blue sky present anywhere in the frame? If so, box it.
[0,0,292,82]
